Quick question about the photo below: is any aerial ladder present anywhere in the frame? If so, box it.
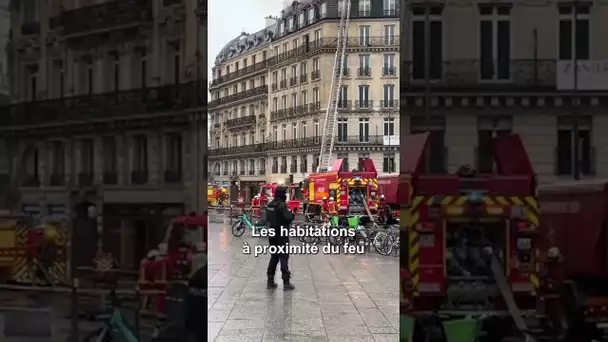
[317,0,351,173]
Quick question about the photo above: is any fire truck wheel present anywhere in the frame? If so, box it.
[231,220,246,237]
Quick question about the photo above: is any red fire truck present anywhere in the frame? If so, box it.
[377,174,399,221]
[255,183,302,212]
[400,133,546,342]
[303,158,378,221]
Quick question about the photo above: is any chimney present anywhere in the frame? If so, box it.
[264,15,277,27]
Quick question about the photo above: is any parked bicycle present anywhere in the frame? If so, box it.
[231,212,267,237]
[373,225,400,256]
[81,290,140,342]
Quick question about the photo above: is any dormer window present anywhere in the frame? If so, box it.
[288,17,294,31]
[279,21,285,35]
[228,48,235,57]
[298,12,305,27]
[320,3,327,18]
[307,7,315,23]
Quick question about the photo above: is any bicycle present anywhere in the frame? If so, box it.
[373,225,400,256]
[81,290,140,342]
[231,212,267,237]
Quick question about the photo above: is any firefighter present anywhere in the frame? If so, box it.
[321,196,329,223]
[327,197,337,217]
[252,195,261,218]
[35,225,59,285]
[265,187,295,290]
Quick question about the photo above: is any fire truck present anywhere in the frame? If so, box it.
[537,180,608,341]
[303,158,378,221]
[377,174,400,221]
[400,133,547,342]
[255,183,301,212]
[207,185,228,207]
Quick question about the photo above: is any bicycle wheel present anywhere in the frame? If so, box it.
[82,327,110,342]
[231,219,246,237]
[373,232,393,256]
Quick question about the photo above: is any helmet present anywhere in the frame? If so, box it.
[322,196,327,200]
[329,197,334,201]
[380,194,385,199]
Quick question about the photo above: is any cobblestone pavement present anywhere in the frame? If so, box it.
[208,218,400,342]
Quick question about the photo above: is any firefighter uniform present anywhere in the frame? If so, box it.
[327,197,337,216]
[252,195,261,218]
[321,197,329,223]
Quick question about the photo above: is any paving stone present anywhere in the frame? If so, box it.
[208,221,399,341]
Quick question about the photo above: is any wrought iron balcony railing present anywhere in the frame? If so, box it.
[210,60,269,87]
[383,66,397,76]
[380,100,399,108]
[208,85,268,107]
[59,0,153,35]
[270,102,321,121]
[226,115,256,128]
[209,135,392,157]
[401,59,558,90]
[0,82,201,127]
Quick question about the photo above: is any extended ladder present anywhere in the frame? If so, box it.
[317,0,351,172]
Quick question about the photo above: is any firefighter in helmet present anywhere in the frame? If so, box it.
[321,196,330,223]
[252,194,261,218]
[327,197,337,217]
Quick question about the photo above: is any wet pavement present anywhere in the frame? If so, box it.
[208,217,400,341]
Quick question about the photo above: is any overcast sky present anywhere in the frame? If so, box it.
[208,0,285,80]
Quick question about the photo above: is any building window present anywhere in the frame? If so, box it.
[273,97,278,111]
[273,126,278,141]
[165,133,182,176]
[556,117,593,176]
[411,116,446,174]
[337,118,348,142]
[313,87,320,103]
[281,95,287,109]
[476,129,511,173]
[411,6,443,79]
[383,153,396,173]
[288,17,294,31]
[102,137,117,174]
[301,122,307,138]
[383,54,396,76]
[312,58,320,72]
[384,24,396,44]
[358,85,370,107]
[140,50,147,88]
[308,7,315,24]
[359,118,370,143]
[291,93,297,108]
[87,59,93,94]
[299,12,305,27]
[51,141,65,176]
[383,84,395,106]
[339,86,348,108]
[358,153,370,171]
[314,120,319,137]
[383,118,395,136]
[358,54,370,76]
[359,25,370,45]
[113,53,120,91]
[359,0,371,16]
[292,122,297,140]
[80,139,94,174]
[281,156,288,173]
[173,50,180,85]
[479,5,511,80]
[282,124,287,141]
[383,0,396,15]
[133,135,148,172]
[301,90,307,105]
[558,4,590,60]
[320,3,327,18]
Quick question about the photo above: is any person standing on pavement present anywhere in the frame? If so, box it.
[265,186,295,290]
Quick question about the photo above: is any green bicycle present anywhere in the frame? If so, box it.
[81,290,139,342]
[231,212,267,237]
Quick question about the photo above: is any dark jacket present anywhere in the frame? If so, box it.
[265,187,294,246]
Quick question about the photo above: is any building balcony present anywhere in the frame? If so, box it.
[402,59,558,91]
[57,0,153,36]
[49,174,65,186]
[289,77,298,86]
[271,83,278,91]
[226,115,256,128]
[131,170,148,185]
[22,174,39,187]
[21,22,41,36]
[355,100,374,109]
[342,68,350,77]
[383,67,397,76]
[267,36,400,69]
[337,100,351,109]
[103,172,118,185]
[311,70,320,80]
[260,169,266,175]
[300,74,308,83]
[0,83,200,127]
[78,172,94,187]
[270,102,321,121]
[280,80,287,89]
[358,67,371,77]
[210,61,269,88]
[208,85,267,108]
[209,135,391,157]
[380,100,399,108]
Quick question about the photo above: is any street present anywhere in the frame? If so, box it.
[208,214,400,341]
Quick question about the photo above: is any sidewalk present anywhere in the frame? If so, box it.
[208,221,400,341]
